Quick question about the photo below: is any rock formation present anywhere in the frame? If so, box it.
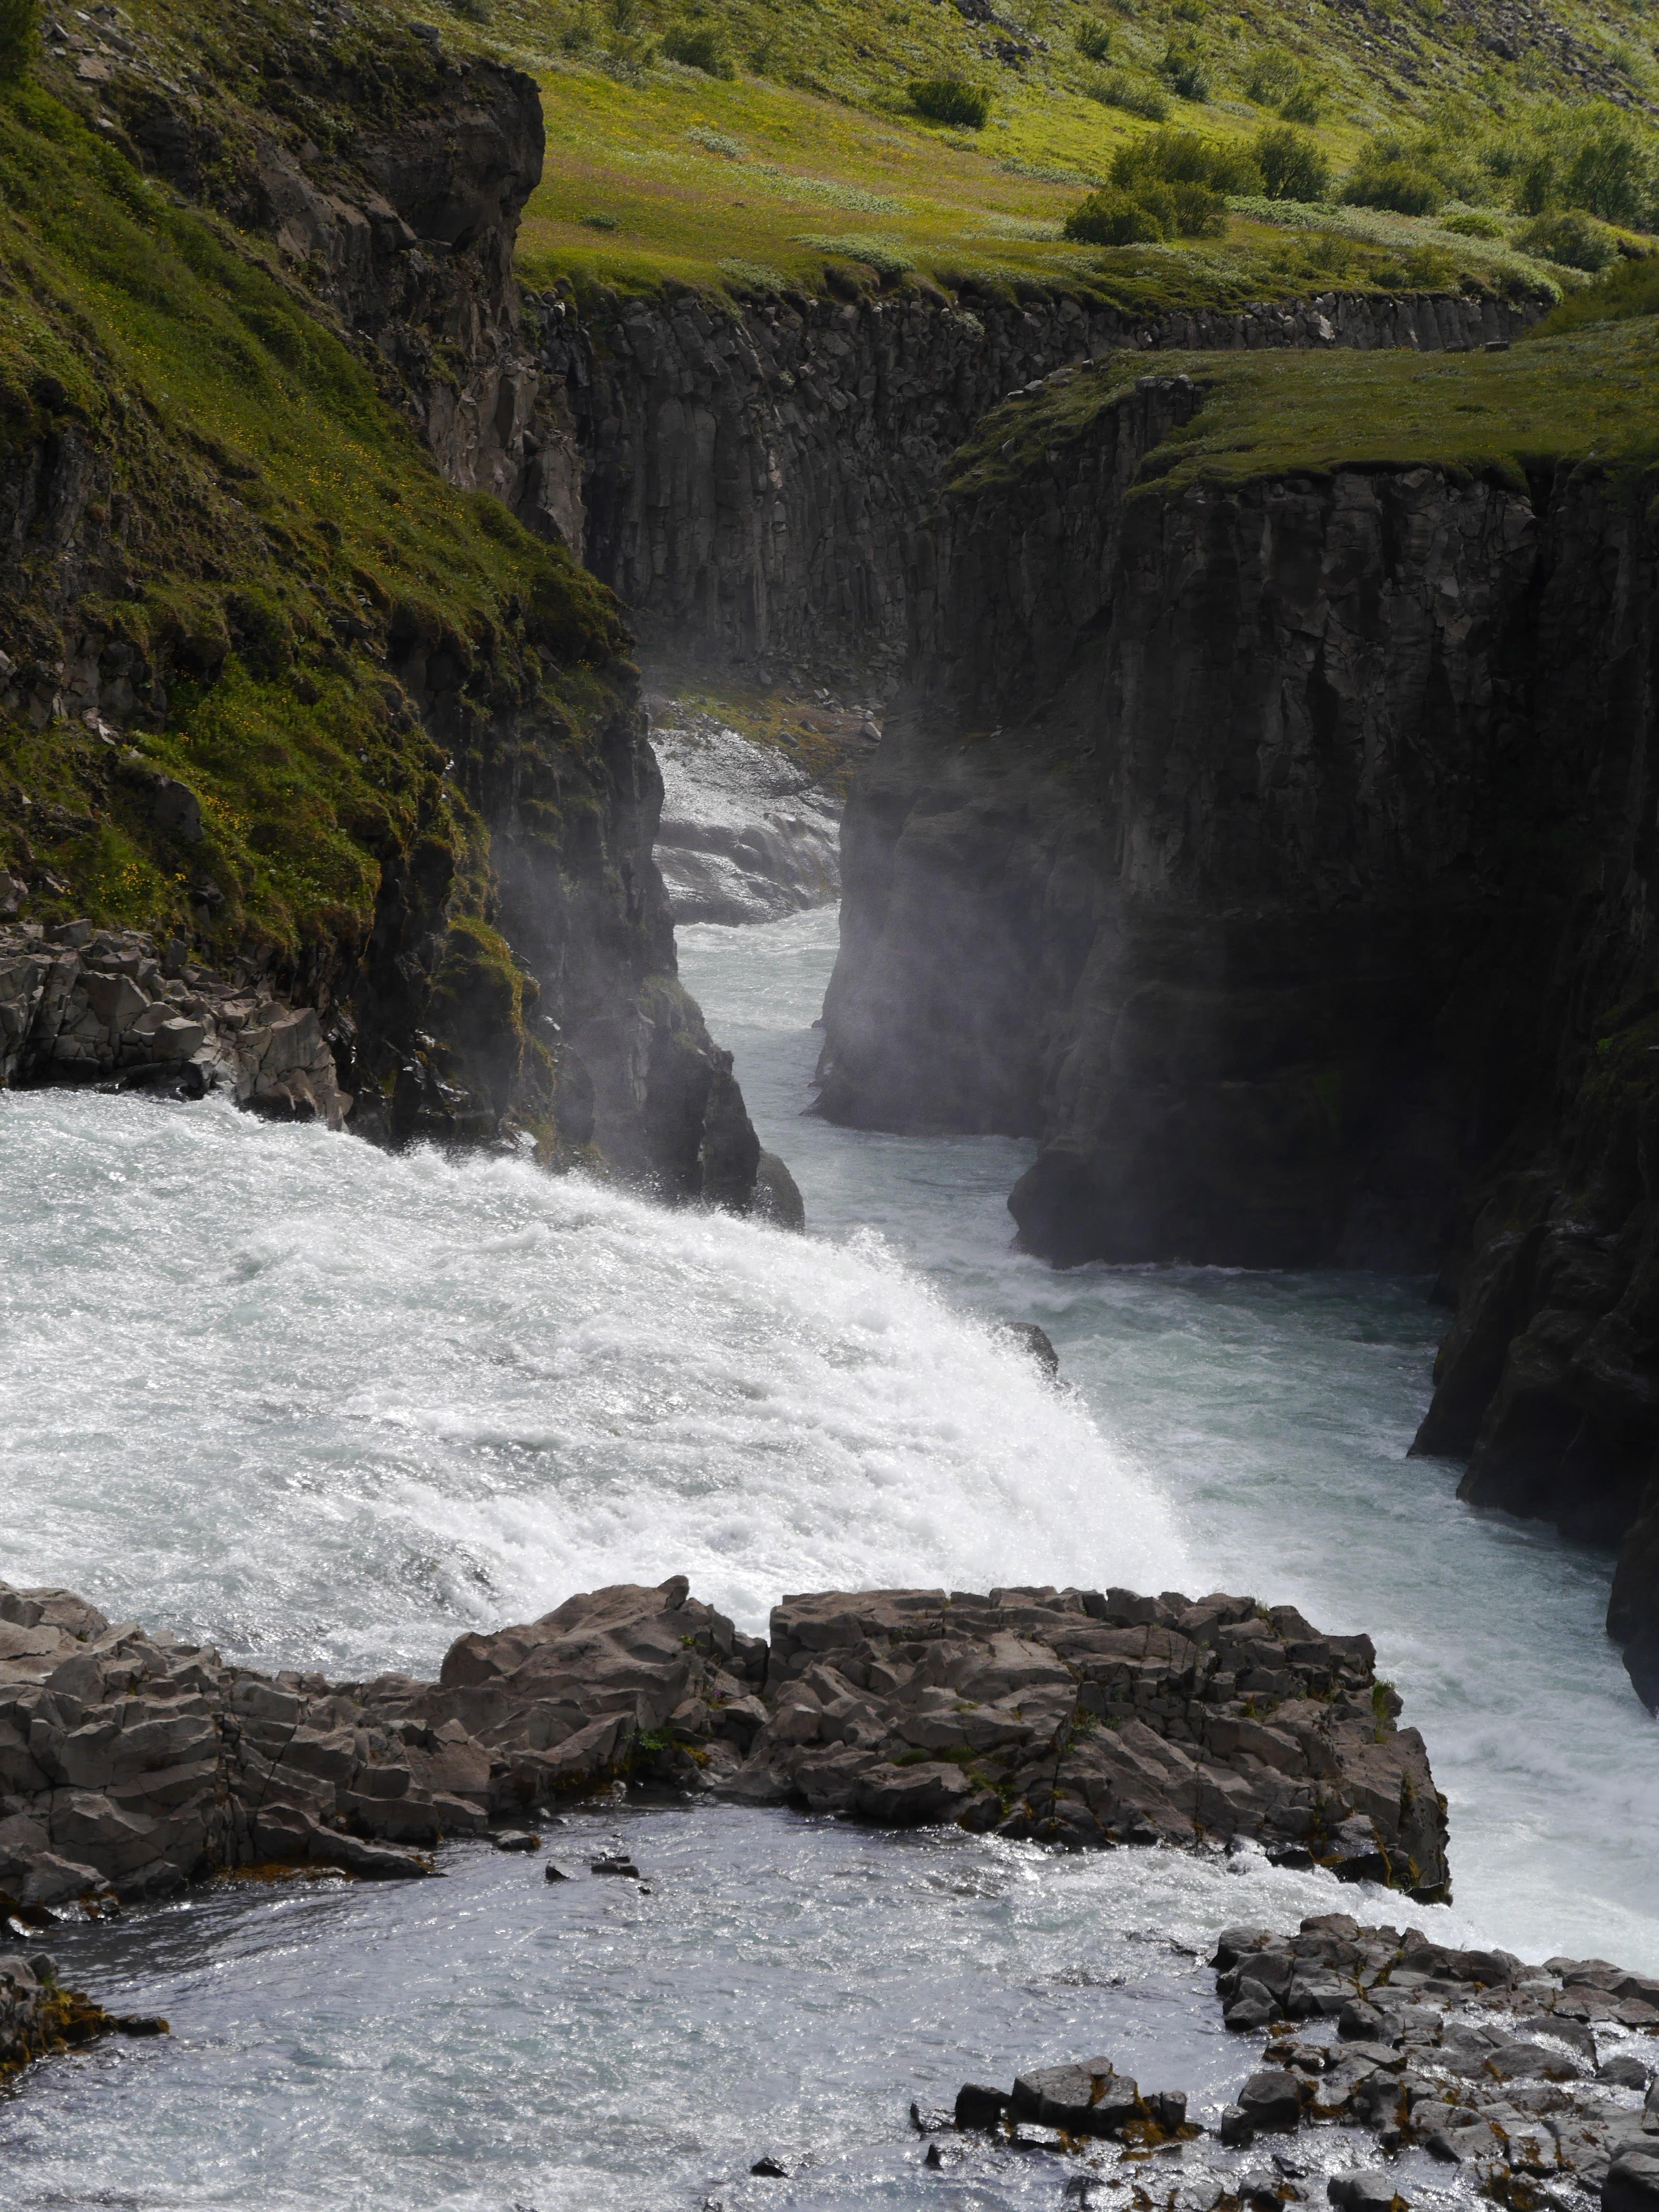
[0,1573,1447,1911]
[936,1911,1659,2208]
[815,347,1659,1705]
[539,283,1543,688]
[1,2,777,1209]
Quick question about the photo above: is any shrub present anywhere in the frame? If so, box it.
[1075,15,1113,60]
[1562,126,1650,228]
[1534,252,1659,333]
[0,0,39,78]
[1254,123,1329,202]
[1064,186,1166,244]
[1278,80,1321,123]
[1167,180,1226,233]
[909,74,990,126]
[1158,39,1210,101]
[1517,208,1620,270]
[446,0,490,20]
[1088,70,1169,120]
[661,20,736,75]
[1110,127,1258,196]
[1246,49,1322,120]
[1343,158,1443,215]
[1440,208,1505,239]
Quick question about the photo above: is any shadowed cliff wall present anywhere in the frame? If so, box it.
[815,352,1659,1704]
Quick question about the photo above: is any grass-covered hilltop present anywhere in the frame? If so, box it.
[419,0,1659,304]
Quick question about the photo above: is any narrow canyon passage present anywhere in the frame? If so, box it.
[1,909,1656,2211]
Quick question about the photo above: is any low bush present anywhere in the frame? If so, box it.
[1110,126,1259,196]
[908,74,990,126]
[1533,252,1659,332]
[1254,124,1329,203]
[1517,208,1620,270]
[1158,39,1210,101]
[1440,209,1505,239]
[1087,70,1169,120]
[1075,15,1113,60]
[661,20,736,75]
[1064,176,1226,243]
[1343,158,1444,216]
[1064,186,1166,244]
[1244,50,1320,119]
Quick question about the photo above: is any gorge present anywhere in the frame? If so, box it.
[5,0,1659,2199]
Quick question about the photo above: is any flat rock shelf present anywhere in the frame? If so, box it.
[0,1573,1445,1917]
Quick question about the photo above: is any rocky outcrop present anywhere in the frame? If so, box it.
[0,1573,1446,1909]
[816,352,1659,1702]
[938,1913,1659,2205]
[731,1584,1448,1896]
[542,284,1543,687]
[5,4,776,1208]
[0,1952,127,2087]
[0,920,349,1123]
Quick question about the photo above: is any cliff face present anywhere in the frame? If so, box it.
[535,283,1540,687]
[0,7,774,1212]
[817,347,1659,1704]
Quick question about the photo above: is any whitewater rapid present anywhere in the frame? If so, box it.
[5,906,1659,2209]
[0,1086,1182,1678]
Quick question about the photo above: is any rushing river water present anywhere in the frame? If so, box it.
[2,902,1657,2211]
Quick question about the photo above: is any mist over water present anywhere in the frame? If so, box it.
[679,906,1659,1974]
[2,903,1658,2210]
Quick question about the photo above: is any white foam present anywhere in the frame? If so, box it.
[0,1089,1186,1677]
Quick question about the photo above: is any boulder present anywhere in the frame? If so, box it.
[1607,2153,1659,2212]
[1011,2059,1141,2136]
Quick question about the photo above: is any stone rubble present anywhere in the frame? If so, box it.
[0,1574,1446,1914]
[937,1911,1659,2210]
[0,919,349,1125]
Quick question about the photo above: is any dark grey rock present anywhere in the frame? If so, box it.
[1327,2173,1407,2212]
[954,2083,1010,2129]
[1011,2059,1140,2136]
[1598,2058,1651,2091]
[1239,2071,1305,2132]
[1606,2150,1659,2212]
[491,1830,540,1853]
[1220,2105,1255,2148]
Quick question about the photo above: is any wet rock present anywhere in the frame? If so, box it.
[1599,2057,1654,2090]
[491,1829,540,1852]
[1609,2154,1659,2212]
[1240,2071,1306,2132]
[590,1857,641,1878]
[542,1863,570,1883]
[1327,2174,1407,2212]
[955,2082,1012,2129]
[909,2100,953,2133]
[1002,1321,1059,1378]
[749,2154,789,2177]
[1220,2104,1256,2148]
[1012,2059,1141,2136]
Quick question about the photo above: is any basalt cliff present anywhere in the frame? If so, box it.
[0,2,784,1214]
[816,335,1659,1709]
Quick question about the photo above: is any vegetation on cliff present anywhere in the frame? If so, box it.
[0,76,624,972]
[953,304,1659,493]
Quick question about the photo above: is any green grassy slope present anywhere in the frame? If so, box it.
[952,308,1659,492]
[0,74,624,963]
[410,0,1659,303]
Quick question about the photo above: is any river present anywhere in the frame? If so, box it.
[0,901,1654,2211]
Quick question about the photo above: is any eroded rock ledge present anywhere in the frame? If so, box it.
[0,1574,1446,1915]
